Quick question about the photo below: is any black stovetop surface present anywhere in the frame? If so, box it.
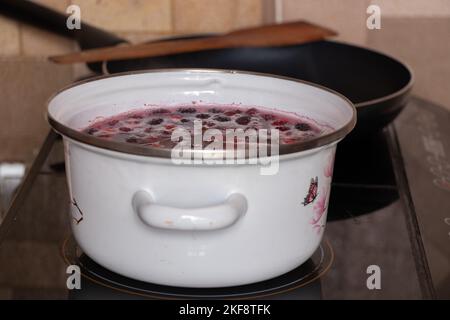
[0,97,448,300]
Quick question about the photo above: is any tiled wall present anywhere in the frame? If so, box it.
[0,0,264,57]
[1,0,450,162]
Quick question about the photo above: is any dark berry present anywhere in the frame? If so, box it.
[272,119,288,126]
[149,118,163,125]
[146,137,159,143]
[275,126,290,132]
[126,137,138,143]
[161,130,172,136]
[108,119,119,126]
[196,113,211,119]
[208,108,223,114]
[178,107,196,113]
[262,114,275,121]
[224,109,241,116]
[235,116,251,125]
[152,108,170,114]
[180,118,191,123]
[119,127,132,132]
[295,123,311,131]
[246,108,258,115]
[213,115,231,122]
[87,128,98,135]
[130,114,143,119]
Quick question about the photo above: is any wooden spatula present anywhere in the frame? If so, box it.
[49,21,337,64]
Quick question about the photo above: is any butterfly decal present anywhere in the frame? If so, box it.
[71,198,84,225]
[302,176,318,206]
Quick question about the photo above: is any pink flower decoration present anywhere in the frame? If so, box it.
[311,187,328,225]
[324,152,335,178]
[313,224,324,235]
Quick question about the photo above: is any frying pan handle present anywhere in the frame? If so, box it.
[132,190,247,231]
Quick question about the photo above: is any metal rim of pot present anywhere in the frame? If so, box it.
[47,68,357,159]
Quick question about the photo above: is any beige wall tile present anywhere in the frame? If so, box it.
[0,58,73,162]
[21,25,76,56]
[173,0,263,33]
[0,15,21,56]
[115,32,166,44]
[281,0,370,45]
[72,62,93,80]
[371,0,450,17]
[367,17,450,110]
[71,0,172,33]
[20,1,74,56]
[234,0,264,29]
[31,0,70,11]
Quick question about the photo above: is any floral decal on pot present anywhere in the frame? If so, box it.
[303,149,336,234]
[324,150,335,178]
[313,224,325,234]
[71,198,84,225]
[302,176,318,206]
[311,186,328,233]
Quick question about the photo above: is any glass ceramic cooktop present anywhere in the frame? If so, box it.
[0,97,448,300]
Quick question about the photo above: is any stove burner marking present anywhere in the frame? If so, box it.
[417,111,450,192]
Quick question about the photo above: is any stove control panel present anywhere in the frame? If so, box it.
[395,97,450,299]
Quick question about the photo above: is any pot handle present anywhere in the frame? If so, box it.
[132,190,247,231]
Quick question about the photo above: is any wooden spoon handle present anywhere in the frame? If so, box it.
[50,21,337,64]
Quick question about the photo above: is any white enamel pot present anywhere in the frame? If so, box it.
[47,69,356,288]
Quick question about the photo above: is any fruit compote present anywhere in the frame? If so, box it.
[82,104,331,148]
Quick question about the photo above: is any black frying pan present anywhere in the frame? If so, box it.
[0,0,413,140]
[108,41,413,140]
